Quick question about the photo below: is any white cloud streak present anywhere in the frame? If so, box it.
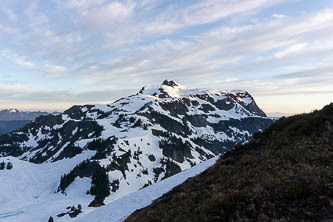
[0,0,332,112]
[0,24,19,34]
[0,50,35,68]
[43,64,68,77]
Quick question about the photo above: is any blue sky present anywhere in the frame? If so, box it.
[0,0,333,113]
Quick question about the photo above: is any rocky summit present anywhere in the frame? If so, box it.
[0,80,273,209]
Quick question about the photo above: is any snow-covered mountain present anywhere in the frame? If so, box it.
[0,80,273,220]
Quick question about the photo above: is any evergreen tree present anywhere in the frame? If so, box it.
[6,162,13,170]
[0,161,5,170]
[90,168,110,203]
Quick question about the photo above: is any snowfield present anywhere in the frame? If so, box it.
[0,156,218,222]
[0,153,95,222]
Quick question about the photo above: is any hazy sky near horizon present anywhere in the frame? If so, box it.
[0,0,333,113]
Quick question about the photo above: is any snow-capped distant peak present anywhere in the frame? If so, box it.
[9,108,20,113]
[0,109,49,121]
[1,108,21,113]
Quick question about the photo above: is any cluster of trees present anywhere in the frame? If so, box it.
[53,144,83,161]
[0,161,13,170]
[107,150,132,179]
[113,114,149,130]
[86,137,117,160]
[58,160,111,206]
[53,204,82,219]
[58,164,79,193]
[89,168,110,204]
[159,134,193,163]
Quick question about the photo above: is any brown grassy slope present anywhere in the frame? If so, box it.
[126,103,333,222]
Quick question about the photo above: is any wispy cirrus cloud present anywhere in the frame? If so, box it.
[76,8,333,88]
[0,50,35,68]
[43,64,68,77]
[0,0,332,112]
[0,24,19,34]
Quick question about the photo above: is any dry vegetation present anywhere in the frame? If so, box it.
[126,103,333,222]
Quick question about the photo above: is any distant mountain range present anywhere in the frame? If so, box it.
[0,80,273,221]
[0,109,49,135]
[0,109,48,121]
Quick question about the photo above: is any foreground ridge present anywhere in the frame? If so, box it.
[126,103,333,221]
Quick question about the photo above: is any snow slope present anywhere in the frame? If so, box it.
[0,156,218,222]
[77,156,219,222]
[0,153,95,222]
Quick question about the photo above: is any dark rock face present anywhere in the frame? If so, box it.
[159,101,189,116]
[233,91,266,117]
[200,103,215,112]
[183,115,209,127]
[243,98,266,117]
[214,98,235,111]
[162,79,179,87]
[196,93,215,104]
[140,110,191,136]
